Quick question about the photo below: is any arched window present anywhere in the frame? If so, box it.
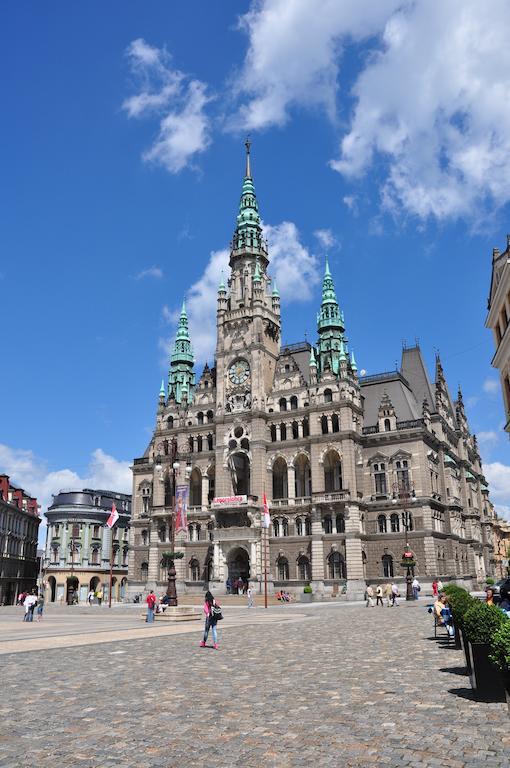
[197,412,204,425]
[336,514,345,533]
[328,551,346,579]
[292,421,299,439]
[302,417,310,437]
[141,529,148,546]
[298,555,311,580]
[270,424,277,442]
[273,519,280,538]
[188,435,194,453]
[207,465,215,503]
[331,413,339,433]
[294,454,311,498]
[305,516,312,536]
[290,395,298,410]
[321,415,329,434]
[206,410,214,423]
[167,416,174,429]
[277,556,289,581]
[296,517,303,536]
[189,558,200,581]
[384,418,391,432]
[158,526,166,542]
[122,547,128,567]
[323,515,333,534]
[280,423,287,441]
[324,450,342,492]
[188,523,194,541]
[408,512,414,531]
[390,513,400,533]
[90,548,99,565]
[324,389,333,403]
[207,434,213,451]
[272,458,288,500]
[190,468,202,507]
[51,547,59,563]
[279,397,287,412]
[140,562,148,582]
[281,518,289,537]
[197,436,203,453]
[382,554,394,578]
[207,521,214,541]
[378,515,387,533]
[230,453,250,495]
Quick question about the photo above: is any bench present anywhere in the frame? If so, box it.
[427,604,454,642]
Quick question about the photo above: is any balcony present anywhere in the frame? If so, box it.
[312,490,350,503]
[270,497,311,508]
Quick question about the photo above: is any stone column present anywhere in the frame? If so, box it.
[298,421,303,438]
[310,506,325,592]
[287,464,296,504]
[213,541,220,580]
[275,425,281,441]
[201,475,208,510]
[344,503,366,600]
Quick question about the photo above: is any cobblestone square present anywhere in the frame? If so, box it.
[1,601,509,767]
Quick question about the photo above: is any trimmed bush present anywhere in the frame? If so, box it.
[489,621,510,672]
[448,590,475,630]
[463,601,508,645]
[485,577,495,586]
[303,585,313,594]
[443,584,464,596]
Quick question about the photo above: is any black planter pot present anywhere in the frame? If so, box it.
[454,625,462,650]
[460,629,472,675]
[502,670,510,716]
[468,642,506,701]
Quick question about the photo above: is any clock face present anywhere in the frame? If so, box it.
[229,359,250,386]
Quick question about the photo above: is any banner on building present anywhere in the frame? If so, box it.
[211,495,248,507]
[175,485,189,534]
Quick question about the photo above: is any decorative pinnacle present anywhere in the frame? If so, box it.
[272,280,280,297]
[309,346,317,367]
[253,259,262,282]
[159,379,166,398]
[350,351,357,372]
[245,136,251,178]
[218,271,226,292]
[325,257,331,277]
[339,338,346,361]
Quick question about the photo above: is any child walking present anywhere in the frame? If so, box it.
[200,590,221,650]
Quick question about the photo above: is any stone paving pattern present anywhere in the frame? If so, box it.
[1,602,509,767]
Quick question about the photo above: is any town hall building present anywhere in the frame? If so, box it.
[128,143,496,599]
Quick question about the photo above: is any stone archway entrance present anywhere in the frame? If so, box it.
[227,547,250,584]
[48,576,56,603]
[66,577,79,604]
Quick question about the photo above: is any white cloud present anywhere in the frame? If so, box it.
[162,221,320,365]
[314,228,337,250]
[484,461,510,521]
[236,0,401,130]
[332,0,510,221]
[0,443,132,516]
[477,430,499,447]
[483,378,500,394]
[123,38,212,173]
[134,266,163,280]
[342,195,358,215]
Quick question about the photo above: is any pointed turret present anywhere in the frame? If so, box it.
[316,260,347,379]
[169,300,195,404]
[217,271,227,313]
[350,350,358,374]
[309,345,317,384]
[231,139,267,262]
[159,379,166,400]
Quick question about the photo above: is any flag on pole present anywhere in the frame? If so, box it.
[106,502,119,529]
[262,492,270,528]
[175,486,189,534]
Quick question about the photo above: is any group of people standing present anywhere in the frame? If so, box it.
[17,590,44,621]
[366,578,422,607]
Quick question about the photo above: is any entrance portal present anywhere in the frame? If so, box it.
[48,576,56,602]
[66,577,79,604]
[227,547,250,583]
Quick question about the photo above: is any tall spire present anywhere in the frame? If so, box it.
[169,298,195,404]
[231,140,267,262]
[245,136,251,178]
[316,260,346,379]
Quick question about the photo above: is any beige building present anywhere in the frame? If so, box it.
[486,236,510,437]
[492,515,510,580]
[128,144,496,600]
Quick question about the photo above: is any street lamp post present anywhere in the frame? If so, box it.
[392,482,418,601]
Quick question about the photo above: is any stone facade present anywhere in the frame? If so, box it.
[486,236,510,437]
[128,144,496,600]
[43,489,131,604]
[0,474,40,605]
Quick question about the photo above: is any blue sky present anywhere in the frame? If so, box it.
[1,0,509,535]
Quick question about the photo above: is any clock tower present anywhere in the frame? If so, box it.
[215,140,281,417]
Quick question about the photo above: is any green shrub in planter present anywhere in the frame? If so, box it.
[303,585,313,594]
[486,577,495,586]
[443,584,464,596]
[490,621,510,672]
[464,602,508,645]
[448,590,475,630]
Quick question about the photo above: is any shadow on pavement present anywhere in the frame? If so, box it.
[439,666,468,676]
[448,687,475,701]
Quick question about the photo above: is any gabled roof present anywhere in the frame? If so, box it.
[400,346,435,413]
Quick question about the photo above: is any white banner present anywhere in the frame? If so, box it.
[211,495,248,507]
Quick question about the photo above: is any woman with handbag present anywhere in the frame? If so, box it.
[200,590,222,650]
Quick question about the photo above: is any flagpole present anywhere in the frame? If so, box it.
[108,526,113,608]
[264,523,268,610]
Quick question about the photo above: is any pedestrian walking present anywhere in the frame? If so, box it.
[23,592,37,622]
[437,579,444,593]
[247,586,253,608]
[87,590,94,605]
[376,585,384,606]
[200,590,221,649]
[384,582,393,607]
[146,590,156,623]
[412,577,421,600]
[432,579,438,599]
[96,588,103,606]
[36,593,44,621]
[365,585,374,607]
[391,582,400,607]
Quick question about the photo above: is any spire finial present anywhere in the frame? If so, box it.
[159,378,166,399]
[325,257,331,276]
[245,136,251,178]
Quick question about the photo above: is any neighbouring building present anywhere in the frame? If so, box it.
[128,143,496,600]
[0,474,41,605]
[493,515,510,580]
[486,236,510,437]
[43,489,131,604]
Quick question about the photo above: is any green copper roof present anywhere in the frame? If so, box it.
[159,379,166,398]
[272,280,280,297]
[218,272,226,292]
[309,345,317,367]
[253,259,262,282]
[232,139,264,252]
[350,351,357,372]
[169,297,195,403]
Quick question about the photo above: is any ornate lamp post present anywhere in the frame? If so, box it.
[155,438,191,607]
[392,482,418,601]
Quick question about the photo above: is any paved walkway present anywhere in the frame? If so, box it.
[1,601,509,767]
